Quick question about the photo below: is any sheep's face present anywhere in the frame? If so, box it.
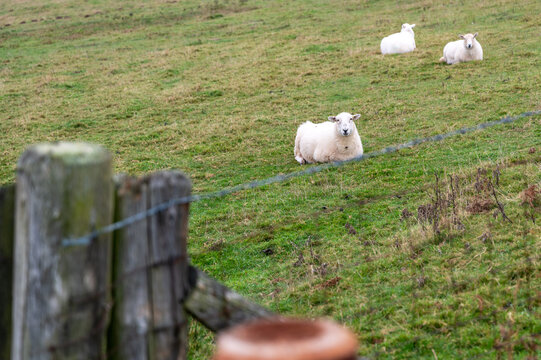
[328,113,361,137]
[401,23,416,34]
[459,33,477,49]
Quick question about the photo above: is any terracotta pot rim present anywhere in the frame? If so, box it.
[214,318,358,360]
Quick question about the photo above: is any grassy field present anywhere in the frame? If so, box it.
[1,0,540,358]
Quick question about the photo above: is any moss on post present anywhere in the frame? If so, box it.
[12,142,113,360]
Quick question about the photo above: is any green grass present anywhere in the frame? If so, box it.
[1,0,540,358]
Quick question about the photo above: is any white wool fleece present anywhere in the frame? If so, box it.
[440,33,483,64]
[294,112,364,164]
[380,23,416,55]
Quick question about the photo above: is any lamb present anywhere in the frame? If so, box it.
[439,33,483,64]
[294,112,363,164]
[380,23,416,55]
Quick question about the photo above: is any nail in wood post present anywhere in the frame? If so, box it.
[12,143,113,360]
[111,171,190,360]
[0,185,15,360]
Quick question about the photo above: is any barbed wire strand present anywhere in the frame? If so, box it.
[62,110,541,247]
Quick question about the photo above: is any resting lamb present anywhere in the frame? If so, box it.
[439,33,483,64]
[294,112,363,164]
[380,23,416,55]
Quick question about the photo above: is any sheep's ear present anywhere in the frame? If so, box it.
[473,32,478,38]
[351,114,361,121]
[411,24,416,28]
[459,34,465,39]
[328,116,338,122]
[402,24,406,29]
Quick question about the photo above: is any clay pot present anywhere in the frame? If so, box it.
[214,318,358,360]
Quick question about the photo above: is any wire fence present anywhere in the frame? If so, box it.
[62,110,541,247]
[13,109,541,359]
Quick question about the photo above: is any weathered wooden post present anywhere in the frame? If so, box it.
[110,171,191,360]
[184,266,273,332]
[12,143,113,360]
[0,185,15,360]
[109,175,150,360]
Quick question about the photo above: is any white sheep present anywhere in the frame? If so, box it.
[294,112,363,164]
[439,33,483,64]
[380,23,416,55]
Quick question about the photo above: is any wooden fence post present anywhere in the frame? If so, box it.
[12,143,113,360]
[110,171,191,360]
[0,185,15,360]
[184,266,274,332]
[109,175,151,360]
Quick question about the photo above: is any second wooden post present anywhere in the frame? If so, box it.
[111,171,191,360]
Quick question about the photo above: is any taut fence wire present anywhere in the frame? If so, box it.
[62,110,541,247]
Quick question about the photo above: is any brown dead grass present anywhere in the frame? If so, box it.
[520,184,540,207]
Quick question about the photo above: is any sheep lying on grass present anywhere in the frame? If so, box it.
[380,23,416,55]
[294,112,363,164]
[439,33,483,64]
